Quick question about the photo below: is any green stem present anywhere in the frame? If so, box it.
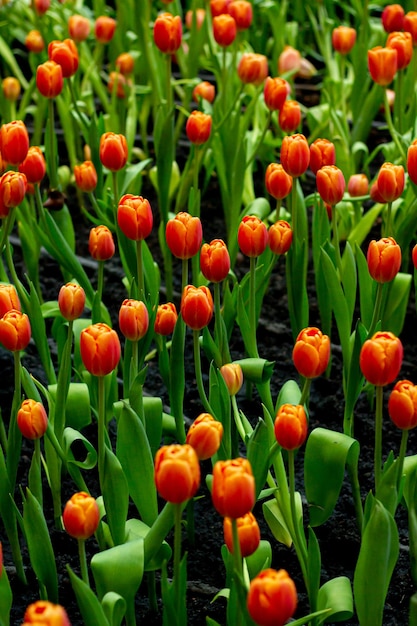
[231,394,248,443]
[288,449,309,591]
[193,329,215,415]
[112,170,119,213]
[249,255,258,358]
[299,377,312,409]
[396,428,409,497]
[78,538,89,585]
[374,385,383,492]
[173,503,183,617]
[331,202,343,279]
[136,239,145,300]
[181,257,189,293]
[384,201,393,237]
[48,99,59,190]
[8,351,22,491]
[383,88,407,163]
[245,110,272,169]
[231,517,244,626]
[97,375,106,492]
[368,281,384,337]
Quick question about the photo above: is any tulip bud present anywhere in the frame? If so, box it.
[0,309,31,352]
[25,30,45,53]
[115,52,134,76]
[200,239,230,283]
[33,0,50,15]
[17,398,48,440]
[386,31,413,69]
[154,302,178,335]
[220,362,243,396]
[154,444,200,503]
[407,140,417,186]
[88,225,115,261]
[63,491,100,540]
[119,298,149,342]
[165,212,203,259]
[48,39,79,78]
[212,14,237,47]
[36,60,64,98]
[237,53,269,85]
[382,4,405,33]
[281,133,310,177]
[367,237,401,283]
[181,284,213,331]
[186,413,223,460]
[185,110,212,145]
[293,326,331,379]
[0,171,28,209]
[23,601,71,626]
[185,8,206,30]
[263,76,290,111]
[265,163,293,200]
[368,46,397,86]
[268,220,293,255]
[212,457,255,518]
[192,81,215,104]
[278,46,301,76]
[413,243,417,270]
[99,132,128,171]
[68,15,91,43]
[388,379,417,430]
[237,215,269,257]
[153,12,182,54]
[376,162,404,202]
[80,322,121,377]
[360,331,403,387]
[228,0,253,30]
[117,194,153,241]
[347,173,369,197]
[316,165,346,206]
[74,160,97,193]
[247,568,297,626]
[58,283,86,321]
[210,0,230,17]
[309,138,336,175]
[332,26,356,54]
[2,77,20,102]
[404,11,417,45]
[223,512,260,557]
[0,283,20,318]
[278,100,301,133]
[94,16,117,43]
[274,403,308,450]
[0,120,29,166]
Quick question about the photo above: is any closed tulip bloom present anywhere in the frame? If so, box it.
[117,194,153,241]
[181,284,213,330]
[223,512,260,557]
[210,0,230,17]
[278,99,301,133]
[407,140,417,185]
[269,220,293,255]
[58,283,85,321]
[263,76,289,111]
[154,444,200,503]
[220,362,243,396]
[115,52,134,76]
[388,380,417,430]
[17,398,48,440]
[186,110,212,145]
[348,173,369,197]
[228,0,252,30]
[48,39,79,78]
[367,237,401,283]
[359,331,403,386]
[185,8,206,30]
[0,283,20,318]
[192,80,215,104]
[404,11,417,44]
[0,309,31,352]
[99,132,128,171]
[376,162,404,202]
[165,212,203,259]
[2,77,20,102]
[68,15,91,43]
[33,0,50,14]
[316,165,346,206]
[80,322,121,377]
[237,215,269,257]
[369,180,386,203]
[108,72,130,98]
[278,45,301,76]
[368,46,397,86]
[200,239,230,283]
[265,163,293,199]
[332,26,357,54]
[186,413,224,460]
[387,31,413,69]
[119,299,149,342]
[274,403,308,450]
[23,601,71,626]
[63,492,100,540]
[74,160,97,193]
[247,568,297,626]
[88,225,115,261]
[94,16,116,43]
[382,4,405,32]
[293,326,331,379]
[237,53,269,85]
[281,133,310,177]
[0,120,29,166]
[25,30,45,53]
[36,60,64,98]
[153,12,182,54]
[212,457,255,518]
[19,146,46,185]
[154,302,177,335]
[212,14,237,47]
[309,138,336,175]
[413,243,417,270]
[0,171,27,208]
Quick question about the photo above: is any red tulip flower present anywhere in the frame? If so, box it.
[292,326,331,379]
[247,568,297,626]
[80,322,121,377]
[63,492,100,540]
[281,133,310,177]
[153,12,182,54]
[165,212,203,259]
[274,403,308,450]
[0,120,29,165]
[359,331,403,386]
[212,457,255,518]
[36,60,64,98]
[181,284,213,330]
[388,379,417,430]
[200,239,230,283]
[367,237,401,283]
[58,283,86,321]
[117,194,153,241]
[118,298,149,342]
[19,147,46,185]
[154,444,200,503]
[186,413,223,460]
[17,399,48,440]
[223,511,260,557]
[154,302,178,336]
[0,309,31,352]
[48,39,79,78]
[99,132,128,171]
[237,215,269,257]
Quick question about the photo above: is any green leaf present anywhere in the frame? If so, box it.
[317,576,353,623]
[67,566,111,626]
[48,382,91,430]
[381,272,411,336]
[245,540,272,579]
[341,241,357,327]
[102,447,129,546]
[307,527,321,613]
[0,567,12,624]
[125,518,171,571]
[355,243,374,330]
[209,365,231,460]
[102,592,127,626]
[247,418,270,499]
[262,496,293,548]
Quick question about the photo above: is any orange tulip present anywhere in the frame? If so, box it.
[17,398,48,440]
[316,165,346,206]
[278,100,301,133]
[237,215,269,257]
[228,0,252,30]
[80,322,121,377]
[376,162,404,202]
[25,30,45,53]
[165,212,203,259]
[94,16,117,43]
[367,237,401,283]
[119,298,149,342]
[2,77,20,102]
[0,120,29,166]
[212,457,255,518]
[210,0,230,17]
[265,163,293,199]
[181,284,213,330]
[22,600,71,625]
[88,225,115,261]
[220,362,243,396]
[154,302,178,335]
[347,173,369,197]
[268,220,293,255]
[99,132,128,171]
[280,133,310,177]
[360,331,403,386]
[369,180,386,203]
[68,15,91,43]
[212,14,237,47]
[404,11,417,45]
[0,309,31,352]
[48,39,79,78]
[386,31,413,69]
[153,12,182,54]
[0,283,20,318]
[74,160,97,193]
[200,239,230,283]
[413,243,417,270]
[407,139,417,185]
[58,282,86,321]
[63,492,100,540]
[186,413,223,460]
[247,568,297,626]
[332,26,357,54]
[115,52,134,76]
[237,53,268,85]
[388,379,417,430]
[382,4,405,32]
[274,403,308,450]
[117,194,153,241]
[36,60,64,98]
[0,171,28,209]
[368,46,397,86]
[154,443,200,503]
[19,146,46,185]
[309,138,336,175]
[192,81,215,104]
[293,326,331,379]
[185,110,212,144]
[263,76,289,111]
[223,511,260,557]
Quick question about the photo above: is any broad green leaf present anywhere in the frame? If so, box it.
[381,272,411,336]
[317,576,354,623]
[48,382,91,430]
[247,418,270,498]
[209,365,231,460]
[125,518,171,572]
[308,527,321,613]
[102,592,127,626]
[341,241,357,326]
[67,567,110,626]
[245,540,272,579]
[102,447,129,546]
